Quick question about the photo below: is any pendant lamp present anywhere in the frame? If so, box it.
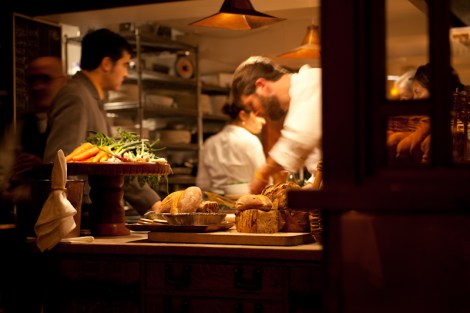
[278,24,321,59]
[189,0,285,30]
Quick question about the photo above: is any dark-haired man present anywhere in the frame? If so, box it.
[44,28,162,215]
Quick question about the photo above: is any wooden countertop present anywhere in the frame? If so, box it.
[34,231,323,262]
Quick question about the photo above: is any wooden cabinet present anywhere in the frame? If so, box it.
[38,235,322,313]
[143,258,286,313]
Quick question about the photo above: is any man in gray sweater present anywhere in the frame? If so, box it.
[44,28,162,216]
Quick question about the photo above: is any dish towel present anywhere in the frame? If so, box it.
[34,149,77,252]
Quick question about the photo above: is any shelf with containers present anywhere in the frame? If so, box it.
[65,28,236,195]
[200,82,231,141]
[121,29,201,195]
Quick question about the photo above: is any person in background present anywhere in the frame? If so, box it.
[23,56,67,155]
[394,63,464,164]
[0,105,16,225]
[196,101,266,194]
[231,56,322,194]
[43,28,162,214]
[5,56,67,208]
[394,69,416,100]
[386,69,417,162]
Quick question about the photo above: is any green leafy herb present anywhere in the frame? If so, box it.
[86,128,169,190]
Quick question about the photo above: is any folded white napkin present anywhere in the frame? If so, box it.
[34,150,77,252]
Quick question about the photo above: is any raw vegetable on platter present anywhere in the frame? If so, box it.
[65,128,167,164]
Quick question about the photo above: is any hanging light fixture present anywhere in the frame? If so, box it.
[278,24,321,59]
[189,0,285,30]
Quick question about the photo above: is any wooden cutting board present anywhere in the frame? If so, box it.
[147,229,313,246]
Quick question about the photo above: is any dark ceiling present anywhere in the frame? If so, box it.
[12,0,180,16]
[11,0,470,26]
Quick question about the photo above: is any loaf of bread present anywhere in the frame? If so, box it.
[235,209,281,233]
[159,190,184,213]
[262,182,310,232]
[176,186,203,213]
[279,210,310,232]
[197,201,220,213]
[235,194,272,212]
[158,186,203,214]
[234,194,281,233]
[261,181,301,210]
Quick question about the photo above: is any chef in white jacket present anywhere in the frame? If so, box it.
[231,56,322,194]
[196,101,266,195]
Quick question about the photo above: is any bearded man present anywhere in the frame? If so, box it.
[231,56,322,193]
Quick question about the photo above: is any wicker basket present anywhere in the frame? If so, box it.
[387,115,424,133]
[309,161,323,244]
[309,209,322,244]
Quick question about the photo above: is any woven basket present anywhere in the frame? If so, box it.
[309,209,322,244]
[387,115,423,133]
[309,161,323,244]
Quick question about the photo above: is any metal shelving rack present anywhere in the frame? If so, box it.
[63,26,233,193]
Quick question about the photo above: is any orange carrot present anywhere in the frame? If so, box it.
[72,146,100,161]
[92,149,107,162]
[65,142,94,162]
[83,156,96,162]
[99,154,110,162]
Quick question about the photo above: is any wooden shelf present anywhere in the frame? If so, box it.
[201,83,230,95]
[202,113,229,121]
[127,71,197,88]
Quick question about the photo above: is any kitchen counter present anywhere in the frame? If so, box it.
[47,231,322,260]
[34,231,323,313]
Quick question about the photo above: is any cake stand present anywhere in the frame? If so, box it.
[66,162,171,236]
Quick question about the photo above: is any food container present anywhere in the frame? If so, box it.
[156,130,191,144]
[162,213,226,226]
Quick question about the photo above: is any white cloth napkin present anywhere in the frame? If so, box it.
[34,150,77,252]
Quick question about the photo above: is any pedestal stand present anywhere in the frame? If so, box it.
[66,162,171,236]
[88,175,129,236]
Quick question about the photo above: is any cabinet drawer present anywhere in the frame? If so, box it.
[47,293,140,313]
[145,295,285,313]
[288,265,323,313]
[289,265,322,293]
[59,257,140,283]
[145,261,284,296]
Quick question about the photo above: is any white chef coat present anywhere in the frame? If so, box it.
[196,124,266,194]
[269,65,322,178]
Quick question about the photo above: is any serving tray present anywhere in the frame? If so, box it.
[147,229,314,246]
[127,222,234,233]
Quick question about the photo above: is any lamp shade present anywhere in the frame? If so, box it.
[189,0,285,30]
[278,24,321,59]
